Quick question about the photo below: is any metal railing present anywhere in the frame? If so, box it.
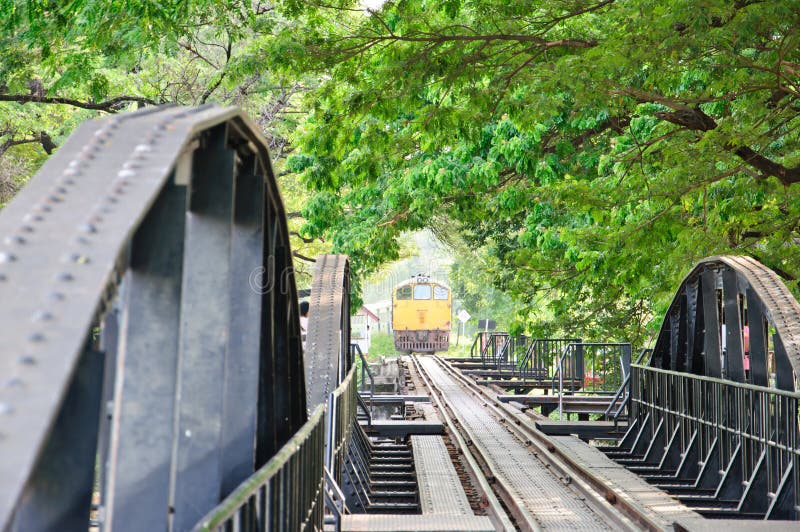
[469,331,510,366]
[629,363,800,517]
[551,342,632,395]
[552,342,631,419]
[351,343,374,421]
[603,348,653,423]
[327,365,359,479]
[195,364,360,531]
[192,405,326,532]
[515,338,580,380]
[494,335,530,370]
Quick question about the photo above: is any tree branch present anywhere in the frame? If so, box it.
[292,250,317,263]
[0,94,157,112]
[648,104,800,185]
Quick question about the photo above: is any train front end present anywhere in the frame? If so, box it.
[392,275,451,353]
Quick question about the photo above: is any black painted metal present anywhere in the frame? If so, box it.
[0,106,307,531]
[551,342,632,396]
[608,256,800,520]
[516,337,581,381]
[468,331,509,366]
[193,405,327,532]
[651,256,800,386]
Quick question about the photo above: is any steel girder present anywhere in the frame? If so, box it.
[0,105,306,531]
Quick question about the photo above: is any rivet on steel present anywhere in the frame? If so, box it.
[27,332,45,343]
[56,272,74,282]
[62,252,81,263]
[32,310,54,322]
[4,235,25,245]
[18,355,37,366]
[0,403,13,416]
[79,222,98,234]
[4,377,24,388]
[0,252,17,263]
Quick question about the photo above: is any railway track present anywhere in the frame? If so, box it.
[411,354,671,531]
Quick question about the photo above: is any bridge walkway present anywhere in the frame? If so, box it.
[417,356,614,531]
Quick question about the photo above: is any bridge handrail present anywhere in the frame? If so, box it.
[327,365,359,476]
[603,348,653,422]
[552,342,632,419]
[480,332,509,365]
[193,363,360,531]
[351,342,374,420]
[192,404,327,531]
[630,362,800,510]
[515,338,580,380]
[516,338,539,374]
[469,332,481,357]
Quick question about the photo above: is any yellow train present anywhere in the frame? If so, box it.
[392,275,451,353]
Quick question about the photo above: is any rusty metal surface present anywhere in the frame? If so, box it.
[411,435,472,516]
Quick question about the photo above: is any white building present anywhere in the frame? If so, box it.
[364,300,392,333]
[352,306,380,354]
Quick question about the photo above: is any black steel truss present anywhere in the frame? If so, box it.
[0,105,307,530]
[607,256,800,520]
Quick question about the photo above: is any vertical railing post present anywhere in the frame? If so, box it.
[575,340,584,393]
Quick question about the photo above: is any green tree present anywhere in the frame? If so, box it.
[0,1,331,280]
[269,0,800,344]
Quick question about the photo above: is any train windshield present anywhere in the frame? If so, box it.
[434,285,449,300]
[397,285,412,300]
[413,284,432,300]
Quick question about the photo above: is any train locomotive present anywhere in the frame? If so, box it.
[392,275,451,353]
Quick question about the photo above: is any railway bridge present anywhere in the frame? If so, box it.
[1,106,799,531]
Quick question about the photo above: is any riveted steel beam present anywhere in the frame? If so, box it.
[0,105,308,531]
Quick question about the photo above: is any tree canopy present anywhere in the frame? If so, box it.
[271,0,800,343]
[2,0,799,344]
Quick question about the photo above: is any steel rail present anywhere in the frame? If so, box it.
[417,355,626,530]
[408,354,516,531]
[422,354,671,531]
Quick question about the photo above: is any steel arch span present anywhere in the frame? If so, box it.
[0,105,307,531]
